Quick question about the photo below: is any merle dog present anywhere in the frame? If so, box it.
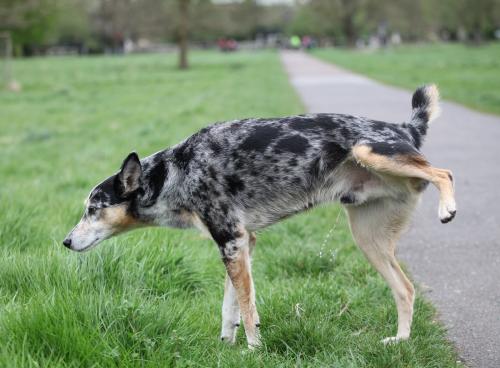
[63,85,456,347]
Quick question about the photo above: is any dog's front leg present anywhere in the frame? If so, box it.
[220,232,257,344]
[221,230,260,349]
[221,274,240,343]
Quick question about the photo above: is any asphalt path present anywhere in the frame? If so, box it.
[280,50,500,367]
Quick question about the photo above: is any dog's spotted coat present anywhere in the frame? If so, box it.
[65,85,456,347]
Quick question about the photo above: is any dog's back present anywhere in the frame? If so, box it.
[170,86,437,230]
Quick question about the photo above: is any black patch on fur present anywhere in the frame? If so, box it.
[411,87,431,126]
[240,125,281,152]
[208,166,218,181]
[369,142,420,156]
[415,110,429,123]
[224,174,245,195]
[274,135,310,155]
[371,120,386,132]
[209,140,222,154]
[322,141,348,171]
[220,202,229,215]
[173,140,195,170]
[208,226,235,249]
[340,126,352,140]
[412,87,427,109]
[315,114,339,129]
[403,124,423,149]
[143,158,167,206]
[234,160,244,170]
[340,193,356,204]
[289,114,338,131]
[288,117,313,131]
[308,157,322,182]
[90,175,124,207]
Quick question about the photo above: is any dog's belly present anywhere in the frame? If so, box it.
[241,160,403,230]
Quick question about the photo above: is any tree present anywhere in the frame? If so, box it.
[178,0,189,69]
[0,0,50,89]
[0,0,62,55]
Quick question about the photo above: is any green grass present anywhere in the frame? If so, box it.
[313,43,500,115]
[0,51,461,367]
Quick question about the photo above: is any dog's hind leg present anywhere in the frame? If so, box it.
[352,143,456,223]
[346,197,417,344]
[220,232,256,344]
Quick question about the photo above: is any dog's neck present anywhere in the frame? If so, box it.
[134,150,193,229]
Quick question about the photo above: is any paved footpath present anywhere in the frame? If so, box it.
[280,50,500,368]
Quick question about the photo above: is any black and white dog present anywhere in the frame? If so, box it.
[64,85,456,347]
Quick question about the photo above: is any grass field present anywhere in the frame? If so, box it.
[314,43,500,115]
[0,51,461,367]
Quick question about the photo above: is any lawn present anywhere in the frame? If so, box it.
[313,43,500,115]
[0,51,460,367]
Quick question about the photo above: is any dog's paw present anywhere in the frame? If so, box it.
[220,322,239,344]
[220,335,237,345]
[381,335,408,345]
[247,333,262,351]
[247,341,261,351]
[439,200,457,224]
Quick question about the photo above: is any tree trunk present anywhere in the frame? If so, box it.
[1,32,12,84]
[343,14,357,47]
[178,0,190,70]
[1,31,21,91]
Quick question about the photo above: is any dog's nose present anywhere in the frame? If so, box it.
[63,238,72,248]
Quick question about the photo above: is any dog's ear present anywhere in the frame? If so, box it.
[117,152,142,197]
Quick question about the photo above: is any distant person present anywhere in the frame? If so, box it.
[218,38,238,52]
[302,35,313,50]
[290,35,301,50]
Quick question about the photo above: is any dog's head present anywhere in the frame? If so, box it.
[63,152,144,252]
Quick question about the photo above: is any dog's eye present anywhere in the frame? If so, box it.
[87,206,97,216]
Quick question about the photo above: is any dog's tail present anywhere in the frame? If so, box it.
[405,84,440,148]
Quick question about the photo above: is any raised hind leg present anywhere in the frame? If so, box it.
[352,143,456,223]
[346,197,418,343]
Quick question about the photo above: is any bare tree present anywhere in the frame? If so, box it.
[0,0,41,90]
[178,0,190,69]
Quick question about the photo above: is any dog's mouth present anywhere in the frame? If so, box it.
[74,237,101,253]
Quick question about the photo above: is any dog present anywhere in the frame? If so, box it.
[63,84,456,348]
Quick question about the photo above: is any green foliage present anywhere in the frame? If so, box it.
[2,0,500,53]
[0,0,60,50]
[314,43,500,115]
[290,0,500,43]
[0,51,461,367]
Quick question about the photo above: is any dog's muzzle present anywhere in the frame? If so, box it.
[62,237,72,249]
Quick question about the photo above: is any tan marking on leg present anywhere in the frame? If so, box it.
[249,232,257,255]
[225,231,260,348]
[220,232,257,344]
[352,145,456,223]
